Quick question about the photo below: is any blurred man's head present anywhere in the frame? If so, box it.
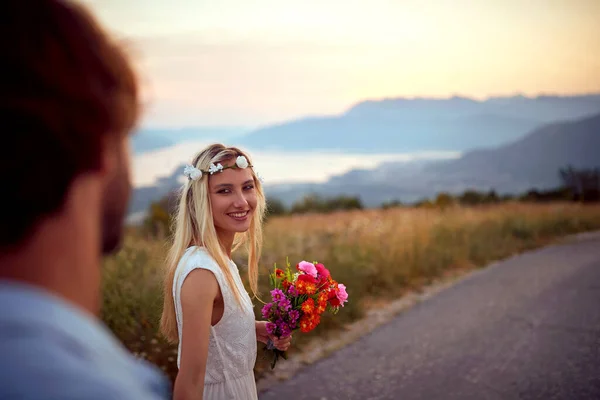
[0,0,139,255]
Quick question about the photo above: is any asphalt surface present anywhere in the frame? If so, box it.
[259,233,600,400]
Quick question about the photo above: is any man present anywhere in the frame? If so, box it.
[0,1,171,398]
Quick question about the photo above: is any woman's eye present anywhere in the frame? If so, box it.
[244,185,255,191]
[218,189,231,194]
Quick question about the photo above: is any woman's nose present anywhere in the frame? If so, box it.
[233,191,249,208]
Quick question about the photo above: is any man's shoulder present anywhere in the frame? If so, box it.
[0,333,171,399]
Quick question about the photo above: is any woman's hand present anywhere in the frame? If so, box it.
[255,321,292,351]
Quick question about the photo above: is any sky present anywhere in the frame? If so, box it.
[82,0,600,128]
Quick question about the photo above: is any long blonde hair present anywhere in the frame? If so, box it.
[160,143,266,343]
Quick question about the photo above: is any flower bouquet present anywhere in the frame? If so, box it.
[261,259,348,369]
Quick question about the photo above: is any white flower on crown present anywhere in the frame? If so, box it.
[256,172,265,183]
[208,163,224,174]
[183,165,202,181]
[236,155,249,169]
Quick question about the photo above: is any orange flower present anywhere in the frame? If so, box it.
[301,298,315,314]
[309,313,321,330]
[316,302,327,315]
[296,276,317,295]
[296,280,307,294]
[299,313,321,333]
[313,313,321,325]
[299,316,312,333]
[304,282,317,295]
[318,291,328,304]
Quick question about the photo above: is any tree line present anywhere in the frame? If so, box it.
[142,166,600,236]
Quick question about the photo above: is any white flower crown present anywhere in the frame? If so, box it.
[183,155,264,183]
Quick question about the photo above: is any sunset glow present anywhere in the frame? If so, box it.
[82,0,600,127]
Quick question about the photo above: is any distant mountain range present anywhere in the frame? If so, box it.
[235,94,600,153]
[127,94,600,219]
[264,112,600,206]
[131,126,248,155]
[131,94,600,155]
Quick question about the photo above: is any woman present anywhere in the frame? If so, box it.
[160,144,291,399]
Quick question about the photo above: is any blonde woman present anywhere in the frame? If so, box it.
[160,144,291,400]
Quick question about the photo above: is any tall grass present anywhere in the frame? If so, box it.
[101,202,600,382]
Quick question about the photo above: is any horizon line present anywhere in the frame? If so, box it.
[139,90,600,131]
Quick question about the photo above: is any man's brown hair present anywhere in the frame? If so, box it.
[0,0,140,248]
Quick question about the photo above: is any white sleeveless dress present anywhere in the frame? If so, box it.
[173,246,258,399]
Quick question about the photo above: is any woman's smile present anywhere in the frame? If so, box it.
[227,210,250,221]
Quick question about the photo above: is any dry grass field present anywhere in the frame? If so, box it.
[101,202,600,382]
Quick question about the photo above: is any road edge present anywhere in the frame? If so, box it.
[255,229,600,393]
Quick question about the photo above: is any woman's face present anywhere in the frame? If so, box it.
[208,161,257,237]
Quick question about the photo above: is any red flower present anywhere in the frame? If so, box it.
[275,269,284,278]
[309,313,321,329]
[318,291,328,304]
[299,315,312,333]
[296,280,307,294]
[297,274,317,295]
[315,263,330,280]
[298,274,317,285]
[328,289,341,307]
[299,313,321,333]
[301,298,315,314]
[316,301,327,315]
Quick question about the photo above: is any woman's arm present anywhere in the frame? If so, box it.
[173,269,219,400]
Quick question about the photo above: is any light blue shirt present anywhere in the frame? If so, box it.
[0,281,171,399]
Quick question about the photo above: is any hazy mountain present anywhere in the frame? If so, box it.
[131,133,174,154]
[236,94,600,153]
[127,101,600,219]
[128,169,183,218]
[345,94,600,121]
[131,126,248,155]
[422,113,600,188]
[264,112,600,206]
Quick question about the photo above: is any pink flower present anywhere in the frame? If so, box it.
[266,322,277,335]
[287,285,298,297]
[336,284,348,307]
[315,263,330,281]
[270,289,285,302]
[297,261,318,278]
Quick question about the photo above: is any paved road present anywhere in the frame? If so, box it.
[259,233,600,400]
